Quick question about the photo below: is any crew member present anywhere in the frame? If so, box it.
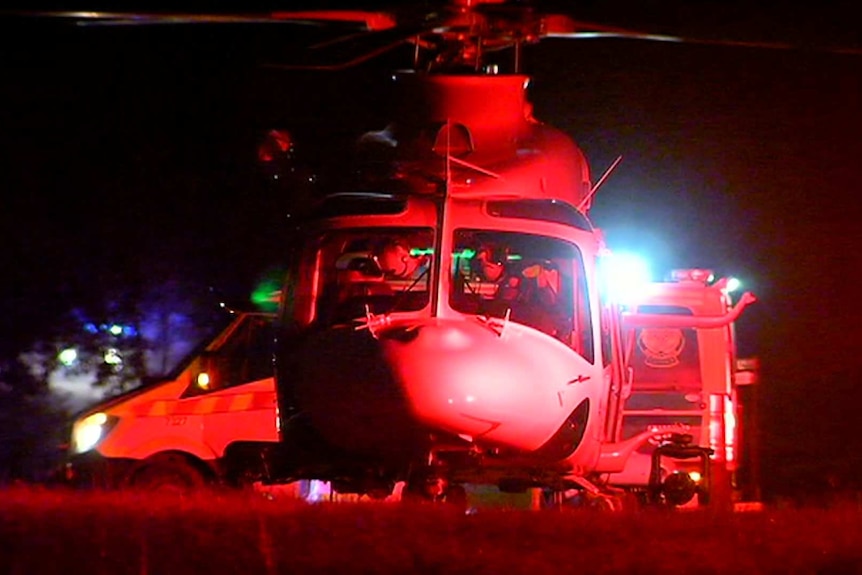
[475,244,568,339]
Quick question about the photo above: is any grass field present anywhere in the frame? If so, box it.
[2,485,861,574]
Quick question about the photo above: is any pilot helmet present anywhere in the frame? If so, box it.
[377,239,415,278]
[475,244,508,283]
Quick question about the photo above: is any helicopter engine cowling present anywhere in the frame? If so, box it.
[367,73,592,208]
[392,72,531,161]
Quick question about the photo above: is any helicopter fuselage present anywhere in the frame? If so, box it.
[274,72,628,495]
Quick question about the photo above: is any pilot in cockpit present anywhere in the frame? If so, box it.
[474,243,523,304]
[473,243,569,340]
[331,236,430,316]
[375,239,422,279]
[333,241,390,302]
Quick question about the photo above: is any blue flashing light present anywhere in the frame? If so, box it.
[598,251,652,305]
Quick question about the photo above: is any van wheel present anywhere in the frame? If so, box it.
[128,454,208,494]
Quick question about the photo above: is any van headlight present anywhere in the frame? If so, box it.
[71,412,118,454]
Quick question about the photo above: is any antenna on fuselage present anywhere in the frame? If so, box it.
[447,155,502,179]
[578,155,623,212]
[436,118,502,194]
[445,117,451,196]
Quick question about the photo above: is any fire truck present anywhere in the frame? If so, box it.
[64,311,281,491]
[607,269,760,508]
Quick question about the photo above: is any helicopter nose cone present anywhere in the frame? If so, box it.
[282,317,596,461]
[378,318,593,452]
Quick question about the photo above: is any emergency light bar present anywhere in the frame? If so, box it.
[670,269,714,284]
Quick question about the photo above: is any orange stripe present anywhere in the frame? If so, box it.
[194,397,221,415]
[219,395,237,413]
[149,401,170,416]
[135,391,279,418]
[230,393,254,412]
[252,392,277,410]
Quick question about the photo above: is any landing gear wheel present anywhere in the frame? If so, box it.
[443,484,468,509]
[587,494,620,511]
[366,485,393,500]
[401,480,430,504]
[402,476,453,505]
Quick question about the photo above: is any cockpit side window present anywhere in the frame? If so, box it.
[314,228,434,326]
[450,229,594,363]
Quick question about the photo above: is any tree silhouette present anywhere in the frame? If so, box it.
[0,356,67,483]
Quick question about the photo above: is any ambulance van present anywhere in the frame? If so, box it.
[64,311,281,492]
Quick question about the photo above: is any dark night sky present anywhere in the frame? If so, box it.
[2,2,861,491]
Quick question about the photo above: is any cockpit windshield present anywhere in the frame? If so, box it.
[450,229,594,362]
[314,228,434,325]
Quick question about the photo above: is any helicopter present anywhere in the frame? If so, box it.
[244,0,767,506]
[23,1,837,506]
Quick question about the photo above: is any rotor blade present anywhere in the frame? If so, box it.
[541,14,862,56]
[9,8,428,71]
[265,27,425,71]
[270,9,449,71]
[11,10,396,31]
[269,11,397,31]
